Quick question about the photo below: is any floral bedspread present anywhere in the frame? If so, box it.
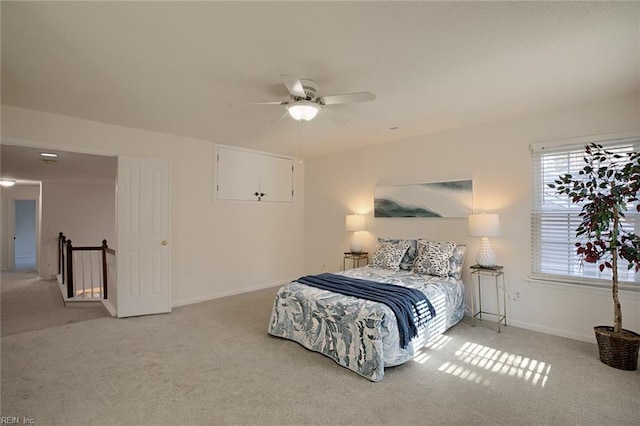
[267,266,465,381]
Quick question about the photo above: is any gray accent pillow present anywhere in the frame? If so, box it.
[413,240,457,277]
[377,238,417,271]
[371,240,411,271]
[448,245,467,280]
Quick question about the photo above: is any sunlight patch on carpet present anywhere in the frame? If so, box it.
[437,341,551,387]
[413,334,452,364]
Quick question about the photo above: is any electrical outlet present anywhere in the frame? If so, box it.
[321,263,326,270]
[513,291,521,301]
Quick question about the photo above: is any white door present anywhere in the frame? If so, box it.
[216,146,261,201]
[13,199,37,270]
[259,155,293,202]
[117,156,171,317]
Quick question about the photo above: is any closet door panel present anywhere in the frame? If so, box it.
[217,147,261,201]
[259,154,293,203]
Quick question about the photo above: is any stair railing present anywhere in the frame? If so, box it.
[58,232,113,300]
[58,232,66,284]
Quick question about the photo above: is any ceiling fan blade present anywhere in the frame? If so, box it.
[280,74,306,98]
[270,110,290,125]
[233,100,288,106]
[319,92,376,105]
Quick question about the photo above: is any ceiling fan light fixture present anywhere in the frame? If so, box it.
[286,101,320,121]
[0,179,16,187]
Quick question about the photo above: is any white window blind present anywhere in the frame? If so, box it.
[531,136,640,288]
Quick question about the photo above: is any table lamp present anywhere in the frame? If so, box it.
[345,214,366,254]
[468,213,500,267]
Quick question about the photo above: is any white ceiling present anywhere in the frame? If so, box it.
[2,1,639,159]
[1,144,116,185]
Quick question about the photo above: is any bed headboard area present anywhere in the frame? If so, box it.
[372,238,466,279]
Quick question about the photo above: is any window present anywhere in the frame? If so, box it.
[531,136,640,288]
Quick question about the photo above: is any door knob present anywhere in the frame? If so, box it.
[161,240,168,246]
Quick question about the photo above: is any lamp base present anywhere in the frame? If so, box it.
[350,239,362,254]
[476,237,496,267]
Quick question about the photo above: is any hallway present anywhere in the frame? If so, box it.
[1,270,109,337]
[12,257,36,271]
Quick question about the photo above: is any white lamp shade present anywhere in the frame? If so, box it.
[286,101,320,121]
[345,214,365,232]
[468,213,500,237]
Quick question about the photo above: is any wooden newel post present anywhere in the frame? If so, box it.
[58,232,64,275]
[66,239,74,299]
[101,240,108,300]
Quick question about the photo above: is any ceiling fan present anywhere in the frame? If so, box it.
[248,74,376,123]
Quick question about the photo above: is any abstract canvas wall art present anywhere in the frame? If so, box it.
[374,180,473,218]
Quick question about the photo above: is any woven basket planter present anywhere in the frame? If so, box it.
[594,326,640,371]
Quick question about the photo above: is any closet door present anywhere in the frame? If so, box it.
[259,154,293,203]
[216,147,261,201]
[216,145,293,203]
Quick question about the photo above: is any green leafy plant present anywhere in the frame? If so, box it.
[549,143,640,335]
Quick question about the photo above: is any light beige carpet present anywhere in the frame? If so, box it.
[1,274,638,425]
[1,270,109,337]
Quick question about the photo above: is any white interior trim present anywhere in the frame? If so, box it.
[527,276,640,299]
[507,319,597,344]
[101,299,117,317]
[172,279,288,308]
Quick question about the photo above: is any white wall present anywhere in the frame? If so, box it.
[4,94,638,342]
[0,183,40,271]
[304,93,640,343]
[39,181,116,278]
[1,105,305,305]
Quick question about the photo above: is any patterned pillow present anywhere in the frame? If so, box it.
[413,240,457,277]
[378,238,417,270]
[448,245,467,279]
[371,241,411,271]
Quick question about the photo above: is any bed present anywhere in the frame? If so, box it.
[268,239,466,381]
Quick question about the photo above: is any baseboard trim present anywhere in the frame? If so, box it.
[101,299,116,317]
[172,280,288,308]
[501,319,597,344]
[176,287,598,343]
[463,301,598,344]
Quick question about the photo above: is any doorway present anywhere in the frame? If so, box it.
[13,199,36,271]
[1,142,171,317]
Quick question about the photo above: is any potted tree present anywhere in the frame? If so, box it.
[550,142,640,370]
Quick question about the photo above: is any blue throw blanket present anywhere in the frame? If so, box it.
[296,273,435,349]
